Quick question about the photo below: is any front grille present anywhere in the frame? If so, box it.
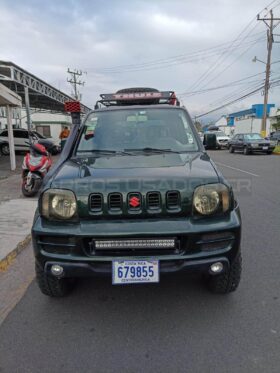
[147,192,161,210]
[88,190,182,216]
[108,193,122,210]
[166,191,180,210]
[89,193,102,212]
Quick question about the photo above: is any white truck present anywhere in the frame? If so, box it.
[234,118,271,136]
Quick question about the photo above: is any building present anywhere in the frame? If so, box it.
[21,110,72,142]
[227,104,275,136]
[0,108,72,143]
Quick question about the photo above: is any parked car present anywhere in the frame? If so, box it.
[0,128,60,155]
[32,88,242,297]
[32,131,61,155]
[203,133,217,149]
[270,131,280,145]
[204,130,230,149]
[228,133,275,155]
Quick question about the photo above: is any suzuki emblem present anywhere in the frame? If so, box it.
[129,196,140,208]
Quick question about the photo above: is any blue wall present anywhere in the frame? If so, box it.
[227,104,275,126]
[252,104,275,118]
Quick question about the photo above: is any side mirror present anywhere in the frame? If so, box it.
[203,133,217,150]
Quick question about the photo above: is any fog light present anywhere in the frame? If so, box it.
[51,264,64,276]
[210,262,223,274]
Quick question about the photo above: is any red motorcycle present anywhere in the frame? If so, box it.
[22,142,52,197]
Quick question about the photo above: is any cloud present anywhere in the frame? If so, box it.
[0,0,279,120]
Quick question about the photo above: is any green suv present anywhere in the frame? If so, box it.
[32,89,242,297]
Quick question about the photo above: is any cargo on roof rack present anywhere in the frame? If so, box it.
[94,87,180,108]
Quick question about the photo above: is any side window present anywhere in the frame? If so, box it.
[1,130,8,137]
[14,130,28,138]
[239,135,244,141]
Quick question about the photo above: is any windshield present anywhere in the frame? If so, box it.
[244,133,262,140]
[76,108,199,154]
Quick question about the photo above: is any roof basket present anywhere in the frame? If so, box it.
[94,88,180,108]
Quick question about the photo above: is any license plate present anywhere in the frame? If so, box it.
[112,260,159,285]
[263,146,268,150]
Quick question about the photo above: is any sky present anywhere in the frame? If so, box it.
[1,0,280,123]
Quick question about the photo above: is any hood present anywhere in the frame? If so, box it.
[51,152,219,218]
[246,138,270,144]
[216,135,230,140]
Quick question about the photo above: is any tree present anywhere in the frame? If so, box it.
[272,118,280,131]
[194,120,202,132]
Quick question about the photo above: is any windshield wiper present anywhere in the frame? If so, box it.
[76,149,132,156]
[124,147,182,154]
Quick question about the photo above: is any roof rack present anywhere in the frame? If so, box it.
[95,89,180,109]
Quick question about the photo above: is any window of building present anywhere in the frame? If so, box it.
[36,125,51,138]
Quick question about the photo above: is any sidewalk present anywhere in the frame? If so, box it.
[0,173,37,271]
[0,154,23,180]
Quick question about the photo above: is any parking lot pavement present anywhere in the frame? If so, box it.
[0,150,279,373]
[0,153,59,271]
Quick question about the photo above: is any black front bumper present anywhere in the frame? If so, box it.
[32,207,241,278]
[44,257,230,278]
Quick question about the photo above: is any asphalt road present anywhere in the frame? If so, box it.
[0,150,280,373]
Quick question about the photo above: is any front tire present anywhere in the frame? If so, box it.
[243,146,250,155]
[35,262,75,297]
[206,253,242,294]
[267,151,272,155]
[229,145,234,153]
[22,176,42,197]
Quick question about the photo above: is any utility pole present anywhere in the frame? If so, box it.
[257,10,280,136]
[67,68,85,101]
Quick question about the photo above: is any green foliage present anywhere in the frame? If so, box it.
[272,115,280,131]
[273,145,280,154]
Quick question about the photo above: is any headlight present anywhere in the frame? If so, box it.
[193,184,230,216]
[41,189,77,219]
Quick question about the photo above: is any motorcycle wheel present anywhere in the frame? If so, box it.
[22,177,42,197]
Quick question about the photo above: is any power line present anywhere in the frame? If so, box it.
[85,33,264,74]
[187,24,260,92]
[197,35,263,90]
[178,72,266,97]
[195,85,265,118]
[194,77,280,118]
[187,0,280,92]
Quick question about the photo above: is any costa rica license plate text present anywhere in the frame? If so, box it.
[112,260,159,284]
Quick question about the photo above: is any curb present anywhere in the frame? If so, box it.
[0,234,31,272]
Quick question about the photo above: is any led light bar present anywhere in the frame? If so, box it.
[100,91,171,101]
[112,92,162,100]
[95,239,176,250]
